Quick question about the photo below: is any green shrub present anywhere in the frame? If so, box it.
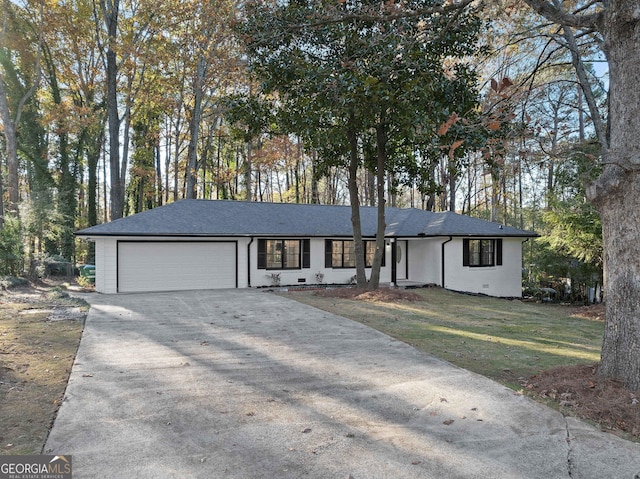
[0,216,24,276]
[0,276,29,289]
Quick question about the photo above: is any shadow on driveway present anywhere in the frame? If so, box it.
[46,290,640,478]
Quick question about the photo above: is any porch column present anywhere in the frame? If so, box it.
[391,239,397,286]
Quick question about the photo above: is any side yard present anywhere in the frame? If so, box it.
[0,283,87,454]
[283,287,638,439]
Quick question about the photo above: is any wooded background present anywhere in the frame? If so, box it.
[0,0,605,300]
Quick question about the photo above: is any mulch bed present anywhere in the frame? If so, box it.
[312,287,424,302]
[525,363,640,438]
[570,303,606,321]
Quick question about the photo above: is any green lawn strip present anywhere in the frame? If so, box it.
[285,288,603,390]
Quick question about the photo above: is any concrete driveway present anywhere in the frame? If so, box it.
[45,290,640,478]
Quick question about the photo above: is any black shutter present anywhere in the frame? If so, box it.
[325,240,333,268]
[258,239,267,269]
[302,239,311,268]
[463,239,470,266]
[495,239,503,266]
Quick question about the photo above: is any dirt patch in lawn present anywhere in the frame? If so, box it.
[0,280,87,454]
[570,302,606,321]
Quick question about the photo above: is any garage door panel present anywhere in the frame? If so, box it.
[118,242,236,292]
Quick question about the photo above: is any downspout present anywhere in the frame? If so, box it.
[247,237,254,288]
[441,236,453,289]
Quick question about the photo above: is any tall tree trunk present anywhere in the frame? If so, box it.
[586,4,640,390]
[120,101,132,188]
[172,115,181,201]
[0,156,4,229]
[388,173,396,208]
[156,142,163,205]
[577,85,585,142]
[164,118,171,204]
[311,150,319,204]
[0,77,17,219]
[244,139,252,201]
[101,0,123,219]
[518,152,524,230]
[367,170,375,206]
[346,119,366,288]
[186,56,206,199]
[449,167,456,212]
[369,119,387,289]
[86,127,102,230]
[490,167,500,222]
[58,129,76,260]
[0,0,42,217]
[295,137,301,203]
[439,160,447,211]
[102,135,108,223]
[44,46,76,260]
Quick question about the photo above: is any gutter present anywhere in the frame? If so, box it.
[441,236,453,288]
[247,237,254,288]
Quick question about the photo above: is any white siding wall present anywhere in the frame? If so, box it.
[443,237,525,297]
[406,238,442,285]
[94,238,118,294]
[249,238,392,287]
[236,238,250,288]
[90,235,525,297]
[93,236,395,293]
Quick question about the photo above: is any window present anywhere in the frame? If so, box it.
[463,239,502,267]
[325,240,385,268]
[365,241,377,268]
[258,239,310,270]
[332,240,355,268]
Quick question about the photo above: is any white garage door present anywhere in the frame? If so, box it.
[118,242,237,293]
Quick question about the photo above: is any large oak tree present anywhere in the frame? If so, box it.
[524,0,640,390]
[238,0,482,288]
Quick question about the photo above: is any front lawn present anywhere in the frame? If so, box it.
[283,287,603,389]
[284,287,640,439]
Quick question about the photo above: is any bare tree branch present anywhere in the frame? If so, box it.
[522,0,604,30]
[557,23,608,150]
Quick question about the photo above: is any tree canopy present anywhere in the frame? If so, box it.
[236,0,484,287]
[8,0,640,388]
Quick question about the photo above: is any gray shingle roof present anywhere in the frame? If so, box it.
[75,199,537,238]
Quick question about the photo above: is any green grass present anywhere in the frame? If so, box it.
[285,288,604,389]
